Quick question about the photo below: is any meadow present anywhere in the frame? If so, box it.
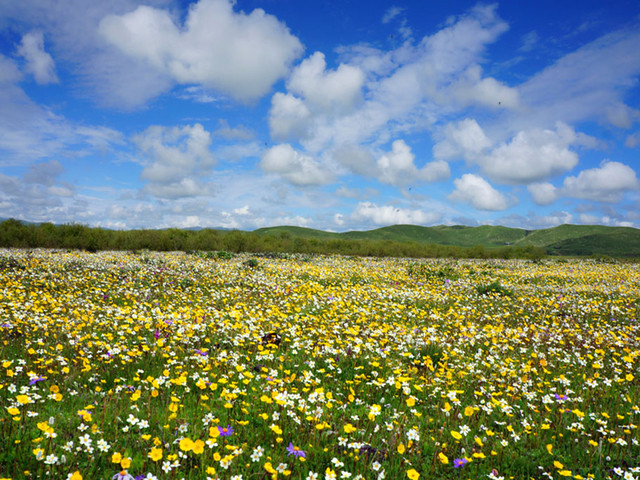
[0,249,639,480]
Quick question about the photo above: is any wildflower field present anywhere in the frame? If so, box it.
[1,249,639,480]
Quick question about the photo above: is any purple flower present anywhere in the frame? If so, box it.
[29,376,45,385]
[154,329,161,339]
[218,425,234,436]
[453,458,468,468]
[554,393,568,402]
[112,472,134,480]
[286,442,306,458]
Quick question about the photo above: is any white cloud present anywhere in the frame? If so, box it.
[449,174,509,211]
[24,159,64,186]
[134,123,215,198]
[3,0,175,109]
[382,6,404,24]
[527,182,558,206]
[268,4,512,153]
[260,144,333,186]
[16,31,58,84]
[480,122,581,184]
[332,144,376,177]
[519,31,539,52]
[626,131,640,148]
[287,52,365,114]
[450,65,519,109]
[0,54,123,165]
[269,93,312,141]
[233,205,250,216]
[518,26,640,129]
[376,139,449,186]
[99,0,303,102]
[351,201,441,226]
[561,161,639,202]
[433,118,491,160]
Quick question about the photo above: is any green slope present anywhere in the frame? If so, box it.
[342,224,527,247]
[253,226,341,240]
[545,230,640,257]
[514,224,632,247]
[252,223,640,257]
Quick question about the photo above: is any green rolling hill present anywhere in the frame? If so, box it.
[254,224,640,257]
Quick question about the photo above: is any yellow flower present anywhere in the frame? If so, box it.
[265,462,277,474]
[438,452,449,464]
[464,406,475,416]
[120,457,131,469]
[192,439,205,455]
[558,470,572,477]
[270,425,283,435]
[179,437,194,452]
[148,447,163,462]
[406,397,415,407]
[7,407,20,416]
[111,452,122,464]
[207,466,216,474]
[450,430,462,440]
[16,395,29,405]
[343,423,357,434]
[407,468,420,480]
[209,426,220,438]
[70,471,82,480]
[554,460,564,469]
[546,444,553,454]
[397,443,406,454]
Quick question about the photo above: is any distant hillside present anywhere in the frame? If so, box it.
[255,224,640,257]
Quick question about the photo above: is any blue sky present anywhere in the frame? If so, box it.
[1,0,639,231]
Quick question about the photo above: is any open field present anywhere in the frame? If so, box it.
[1,249,639,480]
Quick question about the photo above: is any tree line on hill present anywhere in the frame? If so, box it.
[0,218,546,260]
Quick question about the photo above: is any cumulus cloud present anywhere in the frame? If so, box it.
[528,162,640,205]
[99,0,303,102]
[433,118,492,161]
[287,52,365,113]
[450,65,519,109]
[332,144,376,177]
[269,93,312,141]
[16,31,58,84]
[561,161,639,202]
[260,144,333,186]
[351,201,441,226]
[527,182,558,206]
[268,3,513,153]
[134,123,215,198]
[480,122,581,184]
[376,140,449,186]
[449,174,509,211]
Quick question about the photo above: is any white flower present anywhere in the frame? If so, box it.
[372,461,381,471]
[251,445,264,462]
[306,472,319,480]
